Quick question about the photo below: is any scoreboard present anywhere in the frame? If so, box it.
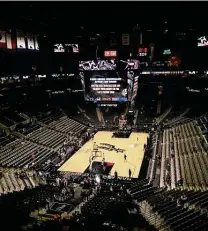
[79,60,139,104]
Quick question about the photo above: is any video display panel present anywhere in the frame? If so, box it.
[163,49,171,55]
[104,50,117,57]
[54,44,65,52]
[54,44,79,53]
[79,60,116,71]
[79,60,139,71]
[80,71,128,102]
[79,60,139,103]
[197,36,208,47]
[138,47,148,57]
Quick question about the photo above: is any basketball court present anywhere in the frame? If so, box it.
[59,131,148,178]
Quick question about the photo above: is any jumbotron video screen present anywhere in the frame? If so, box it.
[81,71,128,102]
[79,60,139,103]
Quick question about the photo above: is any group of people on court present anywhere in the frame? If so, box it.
[89,151,132,178]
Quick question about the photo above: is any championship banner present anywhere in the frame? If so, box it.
[0,31,6,48]
[27,33,35,50]
[122,34,130,46]
[6,33,16,50]
[131,76,139,101]
[72,44,79,53]
[16,30,26,49]
[34,35,39,50]
[54,44,65,52]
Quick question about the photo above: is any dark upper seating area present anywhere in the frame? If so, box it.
[0,109,25,127]
[0,129,16,147]
[16,122,41,136]
[36,111,64,125]
[74,104,104,126]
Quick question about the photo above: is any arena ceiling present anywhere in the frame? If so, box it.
[0,1,207,44]
[0,2,207,32]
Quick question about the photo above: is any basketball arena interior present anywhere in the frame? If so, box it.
[0,2,208,231]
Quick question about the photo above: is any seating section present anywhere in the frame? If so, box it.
[48,116,86,135]
[77,179,150,230]
[0,111,89,172]
[196,114,208,132]
[16,122,41,135]
[148,120,208,190]
[154,106,172,125]
[0,139,56,169]
[164,108,191,127]
[0,109,25,127]
[0,130,16,148]
[37,111,63,125]
[0,183,56,231]
[146,133,159,184]
[26,127,67,149]
[128,179,155,201]
[74,113,92,125]
[139,189,208,231]
[0,168,207,231]
[76,105,104,126]
[0,168,39,196]
[102,111,119,127]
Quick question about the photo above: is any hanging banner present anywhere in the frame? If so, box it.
[122,34,130,46]
[6,33,16,50]
[34,35,39,50]
[140,33,143,45]
[27,33,35,50]
[131,76,139,102]
[72,44,79,53]
[0,30,6,48]
[16,30,26,49]
[110,34,116,46]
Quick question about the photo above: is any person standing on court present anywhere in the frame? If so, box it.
[114,170,118,179]
[124,154,127,162]
[129,169,132,178]
[102,157,105,172]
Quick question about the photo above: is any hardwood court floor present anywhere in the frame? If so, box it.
[59,131,148,178]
